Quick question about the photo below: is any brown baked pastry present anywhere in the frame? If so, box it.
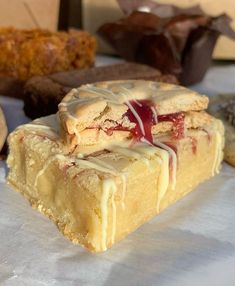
[23,63,178,119]
[0,106,7,153]
[7,80,224,252]
[0,27,96,80]
[208,93,235,166]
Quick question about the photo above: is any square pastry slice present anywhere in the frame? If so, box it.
[7,80,224,252]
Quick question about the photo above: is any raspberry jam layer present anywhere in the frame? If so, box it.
[104,100,185,143]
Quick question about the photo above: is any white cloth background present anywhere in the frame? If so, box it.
[0,56,235,286]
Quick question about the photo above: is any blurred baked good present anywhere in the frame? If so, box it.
[7,80,224,252]
[23,63,178,119]
[208,94,235,166]
[0,106,7,152]
[0,27,96,80]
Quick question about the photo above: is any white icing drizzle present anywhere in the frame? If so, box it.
[212,131,223,175]
[111,188,117,244]
[75,158,117,176]
[151,106,158,123]
[108,146,150,168]
[19,123,58,138]
[141,137,177,190]
[87,156,128,210]
[120,173,127,210]
[34,154,65,189]
[125,101,146,136]
[79,86,118,101]
[133,99,142,107]
[101,178,117,251]
[154,141,177,190]
[73,128,81,144]
[154,149,170,213]
[87,157,118,173]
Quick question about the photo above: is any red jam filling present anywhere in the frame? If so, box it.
[103,100,185,143]
[124,100,157,143]
[189,136,197,155]
[158,113,185,140]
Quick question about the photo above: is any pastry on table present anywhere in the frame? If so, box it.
[208,93,235,166]
[7,80,224,252]
[0,27,96,80]
[0,106,7,152]
[23,63,178,119]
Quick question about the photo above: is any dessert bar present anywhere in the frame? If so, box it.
[7,80,224,252]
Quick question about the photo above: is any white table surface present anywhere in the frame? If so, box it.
[0,56,235,286]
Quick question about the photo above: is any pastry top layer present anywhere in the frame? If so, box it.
[58,80,209,136]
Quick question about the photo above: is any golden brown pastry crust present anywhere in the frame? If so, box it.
[0,28,96,80]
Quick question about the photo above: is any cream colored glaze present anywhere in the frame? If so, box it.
[34,154,66,189]
[154,148,169,213]
[212,131,223,175]
[101,178,117,251]
[107,146,151,168]
[154,141,177,190]
[19,123,59,139]
[120,173,127,210]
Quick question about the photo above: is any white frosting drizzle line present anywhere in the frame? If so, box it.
[125,101,146,136]
[111,186,117,244]
[75,158,118,176]
[151,106,158,123]
[120,173,127,210]
[133,99,142,107]
[119,87,146,136]
[155,149,170,213]
[87,157,118,173]
[34,154,65,189]
[19,123,59,138]
[107,146,150,168]
[140,137,176,211]
[212,131,223,175]
[101,178,117,251]
[154,141,177,190]
[79,86,117,101]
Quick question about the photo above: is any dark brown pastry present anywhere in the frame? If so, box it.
[0,76,25,98]
[98,1,235,85]
[23,62,178,119]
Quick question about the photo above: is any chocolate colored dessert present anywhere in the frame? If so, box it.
[23,63,178,119]
[98,1,235,85]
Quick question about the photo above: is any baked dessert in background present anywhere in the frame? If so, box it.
[0,106,7,153]
[23,63,178,119]
[0,76,25,99]
[7,80,224,252]
[98,1,235,85]
[0,27,96,80]
[208,93,235,166]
